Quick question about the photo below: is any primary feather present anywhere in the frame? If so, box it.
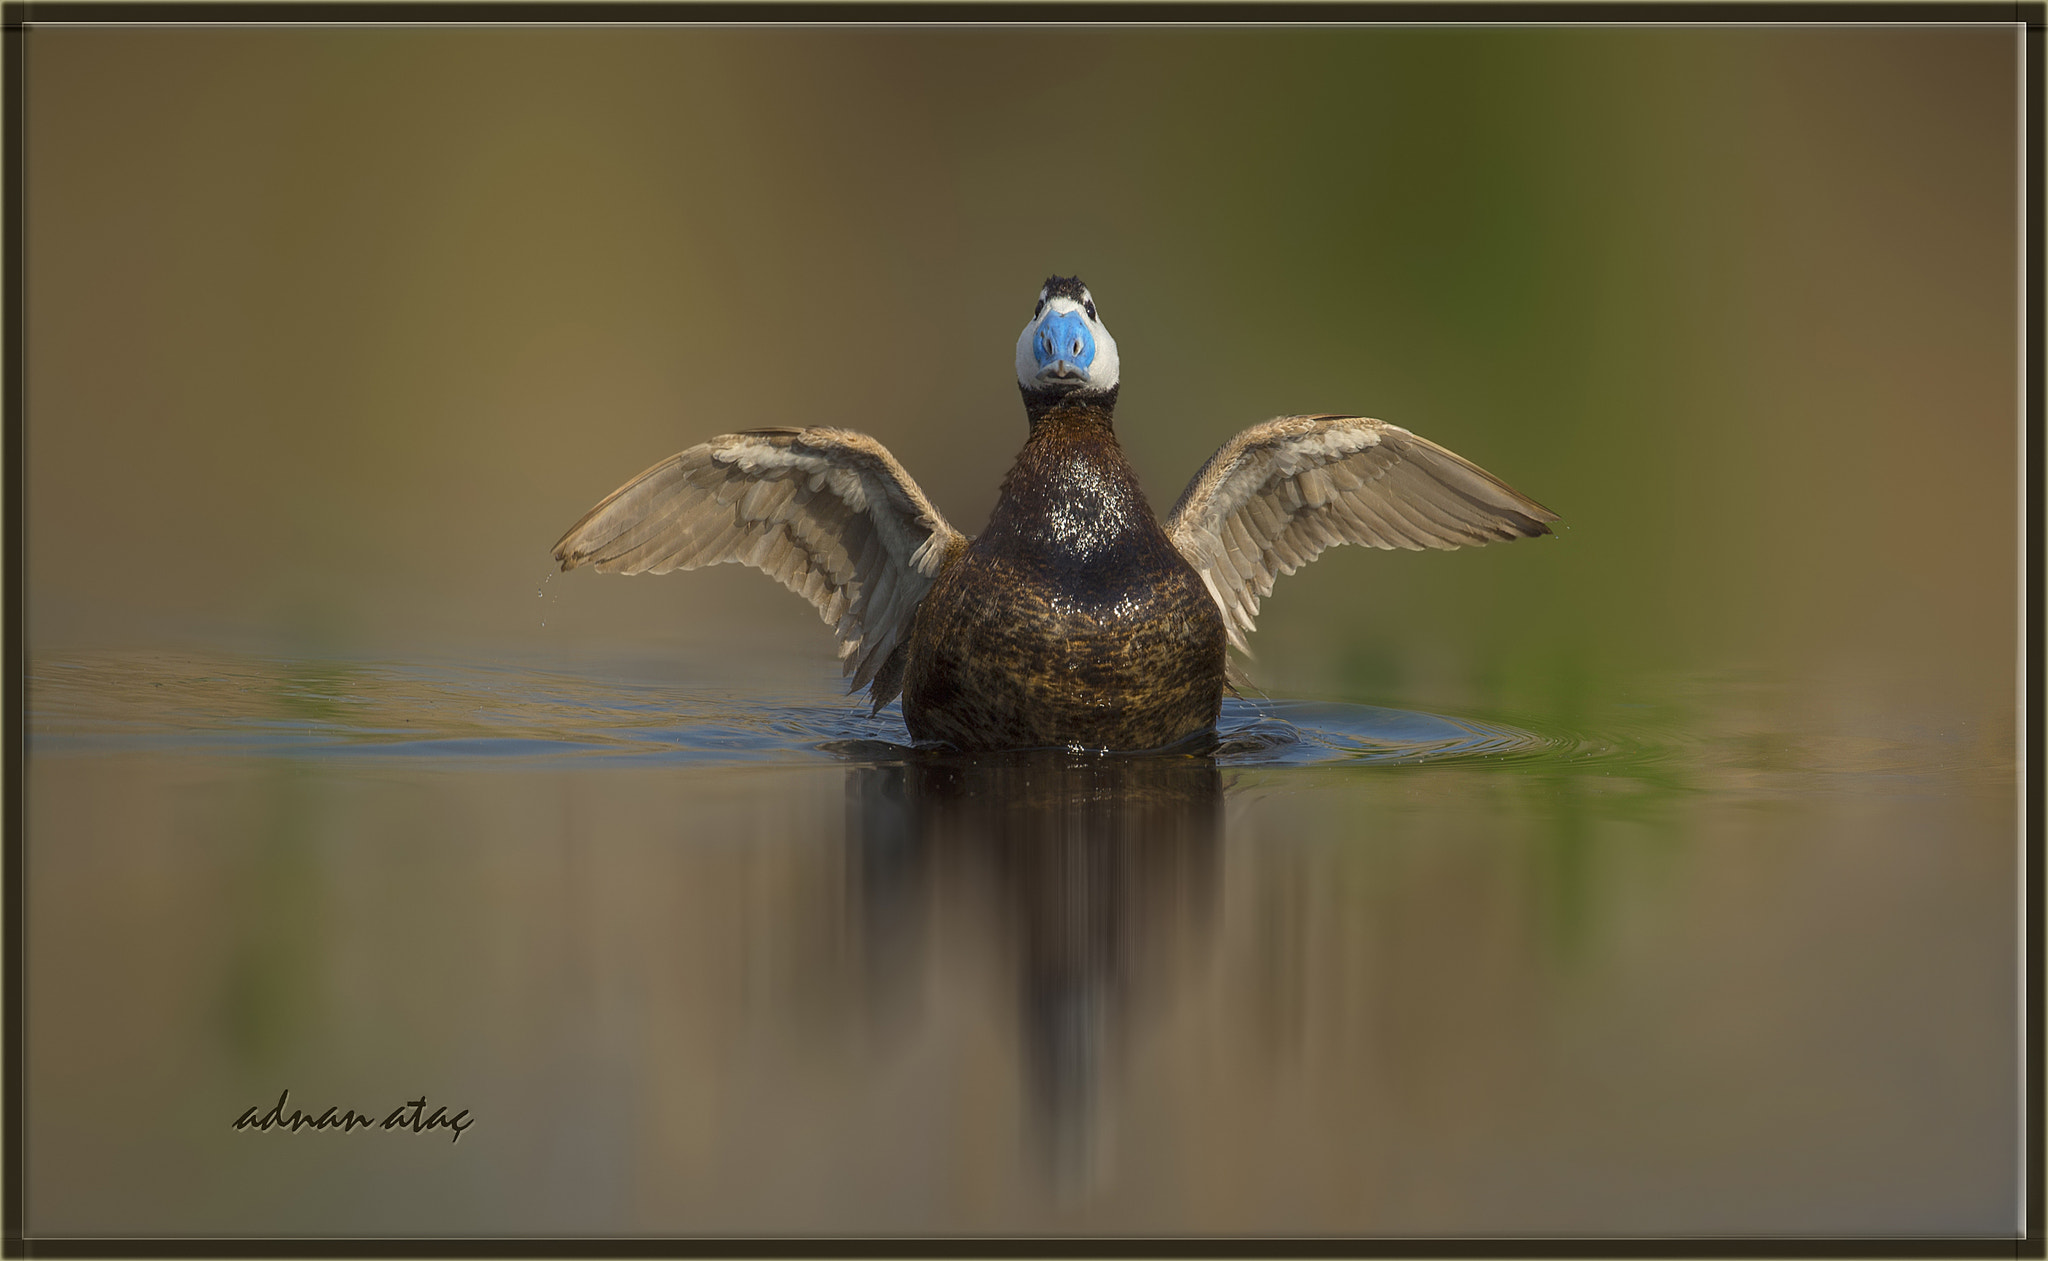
[1165,414,1558,651]
[552,427,966,708]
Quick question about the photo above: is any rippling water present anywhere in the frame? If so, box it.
[32,647,1578,767]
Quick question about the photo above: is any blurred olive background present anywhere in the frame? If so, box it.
[20,21,2023,1239]
[27,25,2016,702]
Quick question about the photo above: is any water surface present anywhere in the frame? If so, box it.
[25,646,2017,1236]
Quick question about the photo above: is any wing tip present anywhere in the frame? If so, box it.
[553,527,604,571]
[1484,511,1555,544]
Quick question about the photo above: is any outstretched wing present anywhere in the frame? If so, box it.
[553,427,967,708]
[1165,415,1557,651]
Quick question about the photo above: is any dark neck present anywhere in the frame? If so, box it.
[1020,384,1119,432]
[984,387,1157,563]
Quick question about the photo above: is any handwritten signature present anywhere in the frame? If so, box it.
[233,1090,472,1143]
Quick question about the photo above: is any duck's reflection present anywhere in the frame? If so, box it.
[840,748,1221,1193]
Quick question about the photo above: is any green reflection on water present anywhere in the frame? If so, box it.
[217,765,327,1068]
[264,658,368,727]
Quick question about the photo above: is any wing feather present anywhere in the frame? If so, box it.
[1166,415,1557,649]
[553,427,967,709]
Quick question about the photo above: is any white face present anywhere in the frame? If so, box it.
[1014,286,1121,393]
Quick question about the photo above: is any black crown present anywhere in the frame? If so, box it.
[1039,275,1089,304]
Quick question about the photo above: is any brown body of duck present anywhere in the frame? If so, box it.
[903,394,1227,751]
[553,276,1557,753]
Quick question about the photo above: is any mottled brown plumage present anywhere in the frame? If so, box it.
[901,397,1227,751]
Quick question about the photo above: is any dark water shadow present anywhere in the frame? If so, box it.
[832,745,1221,1197]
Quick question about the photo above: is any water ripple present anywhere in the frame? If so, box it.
[29,648,1618,771]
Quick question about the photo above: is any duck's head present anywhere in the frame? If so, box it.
[1015,275,1120,399]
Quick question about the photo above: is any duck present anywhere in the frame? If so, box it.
[553,276,1557,752]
